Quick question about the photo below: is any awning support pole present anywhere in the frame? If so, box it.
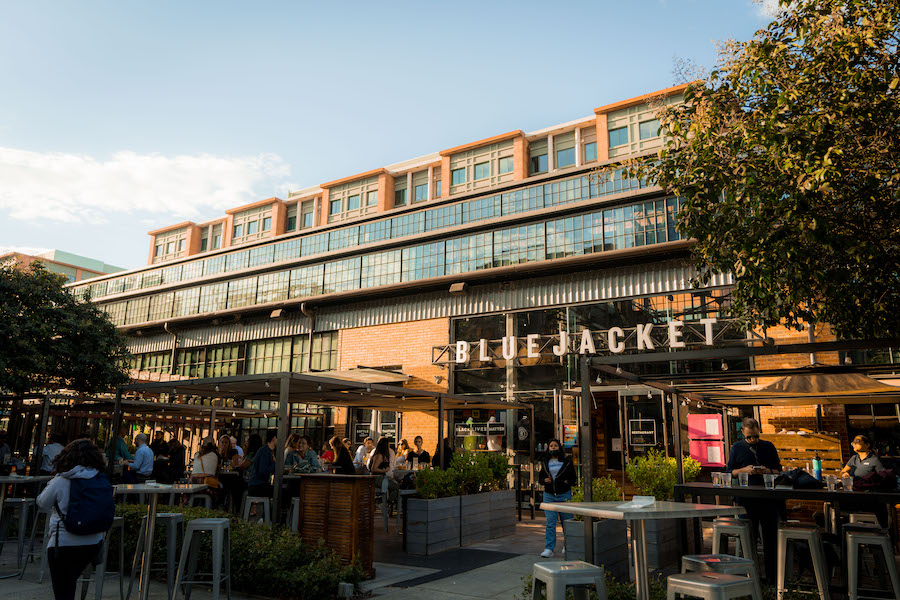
[437,394,445,469]
[272,375,291,522]
[108,387,123,476]
[580,356,594,564]
[32,394,51,474]
[673,394,684,485]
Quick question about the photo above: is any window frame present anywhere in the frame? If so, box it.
[451,168,466,185]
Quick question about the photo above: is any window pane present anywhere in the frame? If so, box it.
[498,156,513,174]
[434,180,442,198]
[556,147,575,168]
[530,154,548,174]
[233,224,243,238]
[639,119,660,140]
[330,199,342,214]
[451,168,466,185]
[394,189,407,206]
[262,217,272,231]
[246,221,258,235]
[302,211,314,228]
[414,184,428,202]
[286,216,297,231]
[347,194,360,210]
[366,190,378,206]
[584,142,597,162]
[474,162,490,180]
[609,126,629,147]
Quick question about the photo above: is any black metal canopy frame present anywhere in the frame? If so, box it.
[114,372,529,514]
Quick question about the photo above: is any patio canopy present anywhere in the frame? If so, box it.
[700,372,900,407]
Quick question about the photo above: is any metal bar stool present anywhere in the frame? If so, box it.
[711,518,757,563]
[845,524,900,600]
[76,516,126,600]
[776,525,831,600]
[531,561,607,600]
[127,513,184,600]
[174,518,231,600]
[19,506,51,582]
[240,496,270,524]
[0,497,35,569]
[288,498,300,531]
[667,572,760,599]
[682,554,764,600]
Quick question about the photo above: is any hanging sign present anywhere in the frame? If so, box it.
[562,424,578,448]
[353,424,371,443]
[628,419,657,447]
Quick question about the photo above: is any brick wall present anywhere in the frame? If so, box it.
[337,317,449,454]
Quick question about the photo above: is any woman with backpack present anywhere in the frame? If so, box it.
[37,438,115,600]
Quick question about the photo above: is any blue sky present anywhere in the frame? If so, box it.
[0,1,776,269]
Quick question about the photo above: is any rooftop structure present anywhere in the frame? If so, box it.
[2,248,124,283]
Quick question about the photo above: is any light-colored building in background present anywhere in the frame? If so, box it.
[2,249,124,283]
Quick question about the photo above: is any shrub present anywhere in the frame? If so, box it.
[570,476,622,520]
[625,449,701,501]
[415,451,512,498]
[115,504,364,600]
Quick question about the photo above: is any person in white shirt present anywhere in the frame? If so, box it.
[231,436,244,457]
[354,437,374,470]
[40,433,66,474]
[368,437,399,505]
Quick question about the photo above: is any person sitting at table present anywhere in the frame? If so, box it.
[218,435,239,467]
[395,439,411,467]
[329,436,356,475]
[190,438,220,482]
[283,433,301,467]
[354,437,374,471]
[725,417,783,583]
[539,438,577,558]
[431,438,454,468]
[149,430,168,457]
[107,425,133,464]
[369,437,399,507]
[248,431,277,498]
[165,437,186,484]
[231,436,244,458]
[410,436,431,467]
[36,439,108,600]
[126,433,154,485]
[320,441,335,464]
[39,433,66,475]
[839,434,889,527]
[288,435,320,472]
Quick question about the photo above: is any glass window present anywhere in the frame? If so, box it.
[530,154,548,174]
[177,239,185,252]
[360,250,401,288]
[248,245,274,267]
[401,241,445,281]
[434,180,442,198]
[609,126,629,147]
[257,271,290,304]
[154,245,162,257]
[330,199,342,215]
[639,119,660,140]
[584,142,597,162]
[366,191,378,206]
[451,168,466,185]
[302,210,315,229]
[165,241,174,254]
[232,224,243,238]
[414,184,428,202]
[289,264,325,297]
[498,157,513,174]
[200,238,208,252]
[262,217,271,231]
[474,162,490,180]
[556,147,575,168]
[212,234,221,249]
[394,189,407,206]
[286,215,297,231]
[347,194,360,210]
[246,221,258,235]
[323,257,361,293]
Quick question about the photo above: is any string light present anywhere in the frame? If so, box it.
[720,360,728,371]
[616,365,622,374]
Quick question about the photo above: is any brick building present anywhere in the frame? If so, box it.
[66,84,899,478]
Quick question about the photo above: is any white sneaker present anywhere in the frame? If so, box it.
[540,549,553,558]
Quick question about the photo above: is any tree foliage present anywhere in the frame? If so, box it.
[636,0,900,338]
[0,263,130,395]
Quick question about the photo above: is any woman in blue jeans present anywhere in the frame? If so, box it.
[539,438,577,557]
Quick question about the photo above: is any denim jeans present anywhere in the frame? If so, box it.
[543,490,573,551]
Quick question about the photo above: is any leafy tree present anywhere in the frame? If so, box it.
[632,0,900,338]
[0,262,130,395]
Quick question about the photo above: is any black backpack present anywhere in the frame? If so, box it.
[56,473,116,535]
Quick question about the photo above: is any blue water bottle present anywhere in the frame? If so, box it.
[812,452,822,481]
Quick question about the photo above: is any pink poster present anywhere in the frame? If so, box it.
[690,440,726,467]
[688,414,723,439]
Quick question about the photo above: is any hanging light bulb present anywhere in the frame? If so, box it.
[844,355,853,365]
[265,379,270,388]
[616,365,623,374]
[681,399,687,406]
[720,360,728,371]
[215,385,220,392]
[595,374,602,384]
[647,389,653,399]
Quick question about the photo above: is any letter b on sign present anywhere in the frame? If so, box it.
[455,341,470,363]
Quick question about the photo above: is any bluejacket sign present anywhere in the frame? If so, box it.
[440,317,721,366]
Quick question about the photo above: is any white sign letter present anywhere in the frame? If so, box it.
[579,329,596,354]
[552,331,568,356]
[501,336,517,360]
[636,323,655,350]
[608,327,625,354]
[479,339,490,361]
[668,320,685,348]
[526,334,540,358]
[455,341,470,363]
[699,318,717,345]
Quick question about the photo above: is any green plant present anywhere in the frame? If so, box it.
[570,476,622,520]
[625,450,701,501]
[114,504,364,600]
[415,451,511,498]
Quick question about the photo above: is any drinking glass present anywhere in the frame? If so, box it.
[412,457,418,471]
[842,477,854,492]
[763,473,776,489]
[825,475,837,491]
[738,472,749,486]
[722,473,732,487]
[712,472,721,486]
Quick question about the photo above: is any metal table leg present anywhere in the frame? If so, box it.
[630,519,650,600]
[138,494,159,600]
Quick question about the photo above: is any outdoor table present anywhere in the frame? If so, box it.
[115,483,207,600]
[0,475,53,579]
[540,499,746,600]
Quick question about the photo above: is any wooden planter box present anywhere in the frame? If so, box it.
[563,519,629,580]
[645,518,680,571]
[407,489,517,555]
[406,495,461,555]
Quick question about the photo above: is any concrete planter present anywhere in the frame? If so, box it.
[563,519,629,580]
[645,518,680,571]
[406,495,461,555]
[407,489,517,555]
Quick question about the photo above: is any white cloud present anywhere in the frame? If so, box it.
[754,0,787,18]
[0,147,293,224]
[0,245,51,256]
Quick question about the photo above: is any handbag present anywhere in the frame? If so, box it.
[774,467,824,489]
[204,476,220,489]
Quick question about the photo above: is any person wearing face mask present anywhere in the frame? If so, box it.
[725,417,783,582]
[538,438,577,558]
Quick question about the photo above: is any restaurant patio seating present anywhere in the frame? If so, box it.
[531,561,607,600]
[240,496,271,524]
[681,554,763,600]
[174,518,231,600]
[128,513,184,600]
[776,524,831,600]
[77,516,126,600]
[666,571,760,600]
[0,497,35,569]
[711,518,757,564]
[845,525,900,600]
